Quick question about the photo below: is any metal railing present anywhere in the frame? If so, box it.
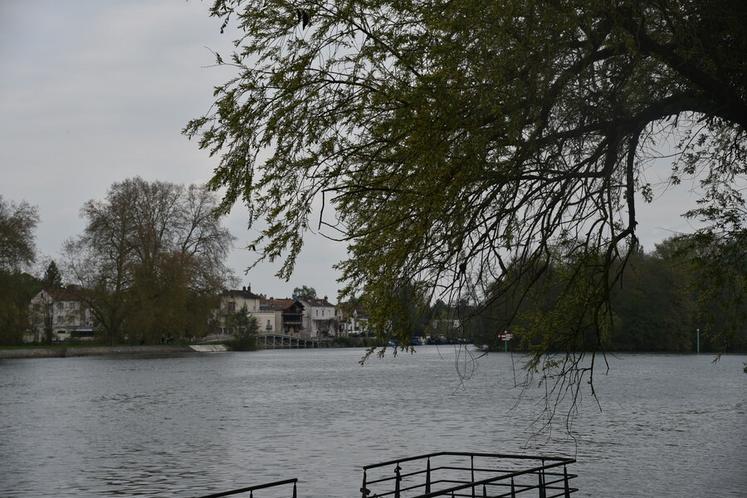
[190,452,577,498]
[360,452,577,498]
[194,478,298,498]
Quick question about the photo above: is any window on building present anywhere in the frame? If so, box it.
[228,302,236,312]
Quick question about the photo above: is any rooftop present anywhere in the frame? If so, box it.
[222,286,262,300]
[44,286,85,302]
[298,296,335,308]
[260,298,297,311]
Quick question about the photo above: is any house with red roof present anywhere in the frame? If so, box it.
[259,297,305,336]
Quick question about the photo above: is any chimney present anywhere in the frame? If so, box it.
[242,286,246,291]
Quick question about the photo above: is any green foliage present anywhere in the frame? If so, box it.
[608,251,693,352]
[680,232,747,352]
[65,178,235,344]
[0,271,42,344]
[0,195,38,272]
[473,248,614,361]
[292,285,317,300]
[472,237,747,354]
[188,1,747,375]
[227,306,259,351]
[363,279,430,346]
[42,261,63,289]
[0,195,40,344]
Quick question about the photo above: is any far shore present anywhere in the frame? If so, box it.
[0,344,197,360]
[3,344,740,360]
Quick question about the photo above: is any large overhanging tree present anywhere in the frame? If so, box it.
[186,1,746,381]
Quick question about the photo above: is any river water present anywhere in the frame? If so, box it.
[1,347,745,497]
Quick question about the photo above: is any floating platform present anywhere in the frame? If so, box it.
[194,451,578,497]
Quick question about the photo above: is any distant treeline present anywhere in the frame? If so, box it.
[463,236,747,353]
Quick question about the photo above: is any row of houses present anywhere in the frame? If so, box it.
[214,286,369,339]
[25,285,370,343]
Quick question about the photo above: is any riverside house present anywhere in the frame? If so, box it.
[336,302,370,336]
[28,287,95,343]
[214,289,338,339]
[216,287,262,336]
[297,296,337,337]
[257,297,300,336]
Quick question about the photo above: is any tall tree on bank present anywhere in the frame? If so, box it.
[42,260,63,289]
[0,196,40,343]
[186,2,746,380]
[65,178,235,343]
[0,196,38,272]
[292,285,317,300]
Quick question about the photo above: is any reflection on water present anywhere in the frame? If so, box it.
[0,348,745,497]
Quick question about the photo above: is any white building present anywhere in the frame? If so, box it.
[216,287,261,335]
[336,304,370,336]
[254,303,281,334]
[28,288,95,342]
[264,298,304,336]
[298,296,336,337]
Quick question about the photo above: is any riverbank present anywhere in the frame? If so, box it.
[0,339,376,359]
[0,344,196,359]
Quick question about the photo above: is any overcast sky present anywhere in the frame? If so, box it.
[0,1,705,301]
[0,0,349,300]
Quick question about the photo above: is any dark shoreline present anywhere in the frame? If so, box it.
[0,345,196,360]
[4,345,741,360]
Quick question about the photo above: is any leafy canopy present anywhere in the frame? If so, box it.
[292,285,317,300]
[65,178,235,343]
[0,195,39,272]
[42,260,63,289]
[0,195,40,343]
[187,1,746,367]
